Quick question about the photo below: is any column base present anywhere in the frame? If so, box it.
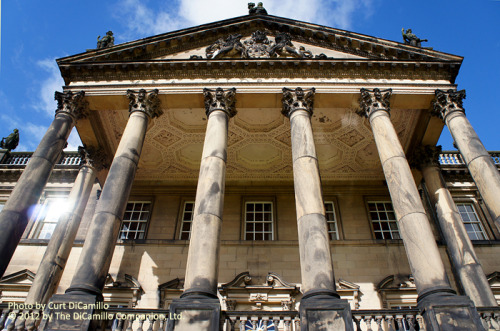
[417,293,484,330]
[299,293,353,331]
[38,292,105,331]
[166,294,221,331]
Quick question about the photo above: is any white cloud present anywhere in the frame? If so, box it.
[36,58,65,118]
[115,0,373,40]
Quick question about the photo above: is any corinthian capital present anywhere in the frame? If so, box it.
[55,91,88,121]
[432,89,466,120]
[126,89,163,118]
[78,146,110,171]
[357,88,392,118]
[203,87,237,117]
[410,145,442,170]
[281,87,315,117]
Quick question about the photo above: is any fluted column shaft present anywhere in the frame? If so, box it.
[66,89,161,296]
[418,146,497,307]
[183,88,236,298]
[282,88,337,298]
[25,147,106,305]
[434,89,500,233]
[359,88,454,300]
[0,91,86,278]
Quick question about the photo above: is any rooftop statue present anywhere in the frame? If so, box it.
[402,28,428,47]
[248,2,268,15]
[0,129,19,151]
[97,31,115,49]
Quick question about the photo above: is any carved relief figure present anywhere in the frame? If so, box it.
[0,129,19,151]
[97,31,115,49]
[402,28,428,47]
[206,34,245,59]
[270,32,313,58]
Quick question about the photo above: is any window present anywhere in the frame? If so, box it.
[244,202,273,240]
[31,193,69,239]
[119,201,151,240]
[324,201,339,240]
[368,201,400,239]
[456,202,488,240]
[179,201,195,240]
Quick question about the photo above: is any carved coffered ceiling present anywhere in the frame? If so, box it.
[97,106,419,183]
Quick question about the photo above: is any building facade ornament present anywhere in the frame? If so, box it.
[54,91,88,121]
[0,129,19,151]
[203,87,237,117]
[281,87,316,117]
[78,146,109,171]
[126,89,163,118]
[402,28,428,47]
[411,145,442,170]
[205,31,314,59]
[432,89,466,120]
[248,2,268,15]
[206,34,245,59]
[357,88,392,118]
[96,31,114,49]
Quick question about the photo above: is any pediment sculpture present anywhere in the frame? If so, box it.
[205,30,318,59]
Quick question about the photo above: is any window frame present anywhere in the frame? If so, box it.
[119,200,153,241]
[30,191,70,240]
[365,200,401,240]
[178,200,195,240]
[323,198,343,240]
[454,199,489,241]
[241,197,277,241]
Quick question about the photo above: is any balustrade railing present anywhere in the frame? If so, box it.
[222,311,300,331]
[1,152,81,166]
[352,309,424,331]
[439,151,500,166]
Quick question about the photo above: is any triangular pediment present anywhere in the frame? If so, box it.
[58,15,461,64]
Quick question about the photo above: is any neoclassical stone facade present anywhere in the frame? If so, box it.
[1,9,500,331]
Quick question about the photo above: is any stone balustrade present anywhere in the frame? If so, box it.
[1,152,82,166]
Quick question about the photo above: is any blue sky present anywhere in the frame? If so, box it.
[1,0,499,151]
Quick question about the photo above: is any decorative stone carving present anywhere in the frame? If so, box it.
[243,30,272,58]
[357,88,392,118]
[55,91,88,121]
[206,31,314,59]
[270,32,313,58]
[203,87,237,117]
[248,2,268,15]
[282,87,316,117]
[126,89,163,118]
[281,299,295,311]
[411,145,442,170]
[432,89,466,120]
[97,31,114,49]
[206,34,245,59]
[402,28,428,47]
[0,129,19,151]
[78,145,109,171]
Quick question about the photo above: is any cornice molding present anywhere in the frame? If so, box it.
[58,59,461,85]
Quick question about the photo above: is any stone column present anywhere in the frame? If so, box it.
[40,89,161,331]
[433,89,500,233]
[358,88,483,330]
[25,146,107,306]
[282,87,352,331]
[417,145,497,307]
[168,88,236,331]
[0,91,86,278]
